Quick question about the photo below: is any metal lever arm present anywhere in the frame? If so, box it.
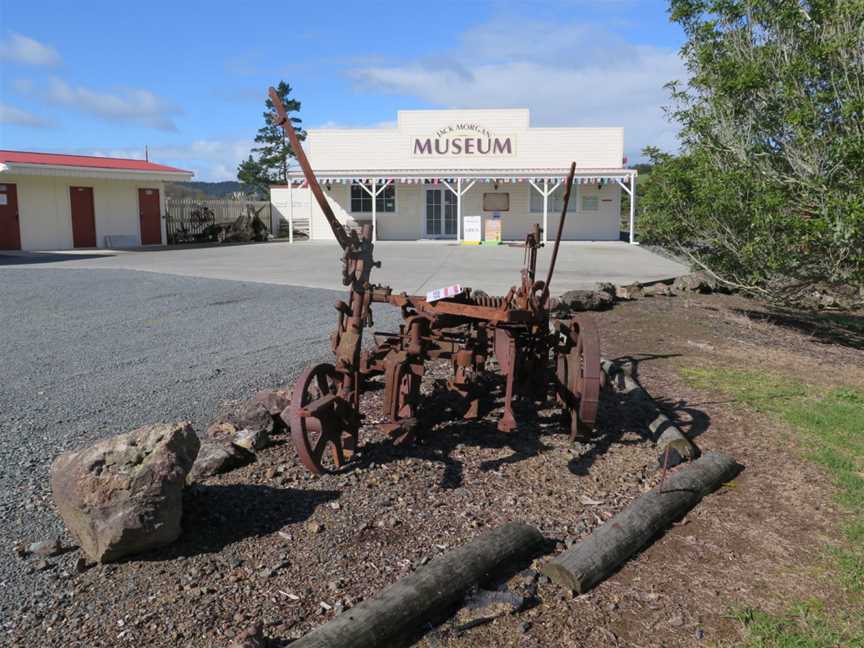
[541,161,577,305]
[268,87,352,251]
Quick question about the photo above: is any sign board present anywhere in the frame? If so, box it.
[0,195,6,206]
[411,123,516,158]
[426,284,463,302]
[463,215,482,243]
[484,213,501,243]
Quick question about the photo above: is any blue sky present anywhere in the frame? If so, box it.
[0,0,685,181]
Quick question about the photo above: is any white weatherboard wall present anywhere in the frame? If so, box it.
[306,109,623,172]
[4,174,166,250]
[273,108,628,241]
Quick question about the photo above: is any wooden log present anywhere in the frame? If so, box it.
[601,358,700,464]
[291,522,545,648]
[542,451,741,593]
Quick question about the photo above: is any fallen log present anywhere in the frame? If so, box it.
[291,522,545,648]
[542,451,741,593]
[601,358,700,465]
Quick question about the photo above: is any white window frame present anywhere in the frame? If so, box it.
[529,184,577,213]
[350,182,396,214]
[423,187,457,238]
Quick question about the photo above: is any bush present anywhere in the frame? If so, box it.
[641,0,864,304]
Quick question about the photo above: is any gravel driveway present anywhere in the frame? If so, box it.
[0,268,398,618]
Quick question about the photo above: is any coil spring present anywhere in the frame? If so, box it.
[469,295,508,308]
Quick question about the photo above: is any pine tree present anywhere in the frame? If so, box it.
[237,81,305,192]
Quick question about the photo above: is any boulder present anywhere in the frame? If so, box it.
[207,419,239,441]
[238,398,278,435]
[643,282,674,297]
[594,282,617,300]
[616,283,644,300]
[186,439,255,484]
[557,289,613,312]
[218,398,278,436]
[673,272,717,294]
[50,422,200,563]
[233,428,269,452]
[253,388,292,416]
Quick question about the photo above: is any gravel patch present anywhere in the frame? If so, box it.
[0,267,399,618]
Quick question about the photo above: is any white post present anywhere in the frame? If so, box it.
[456,177,462,243]
[575,179,580,228]
[542,179,549,245]
[372,182,377,243]
[629,173,636,244]
[288,181,294,244]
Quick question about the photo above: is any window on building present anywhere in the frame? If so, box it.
[483,192,509,212]
[350,182,396,213]
[529,184,577,213]
[581,195,599,211]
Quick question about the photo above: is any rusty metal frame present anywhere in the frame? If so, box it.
[269,86,604,475]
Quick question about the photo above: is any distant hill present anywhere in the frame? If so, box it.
[165,181,264,200]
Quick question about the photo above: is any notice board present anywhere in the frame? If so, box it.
[463,215,482,243]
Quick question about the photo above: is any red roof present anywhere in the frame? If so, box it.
[0,150,193,175]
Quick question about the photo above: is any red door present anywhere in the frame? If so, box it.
[0,183,21,250]
[70,187,97,248]
[138,188,161,245]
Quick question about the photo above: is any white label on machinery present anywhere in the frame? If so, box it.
[426,284,463,302]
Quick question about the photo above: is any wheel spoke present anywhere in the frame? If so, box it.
[316,371,331,395]
[312,430,328,462]
[332,435,346,467]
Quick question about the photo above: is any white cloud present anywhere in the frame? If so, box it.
[44,78,181,131]
[84,138,255,182]
[0,32,61,66]
[0,102,50,128]
[350,19,685,158]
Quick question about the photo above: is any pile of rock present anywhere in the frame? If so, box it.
[554,272,723,314]
[190,387,292,483]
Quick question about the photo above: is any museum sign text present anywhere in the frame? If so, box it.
[411,123,516,157]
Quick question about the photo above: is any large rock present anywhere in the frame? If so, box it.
[643,282,674,297]
[236,399,276,435]
[594,282,617,300]
[253,388,292,417]
[208,395,280,441]
[616,282,644,300]
[50,422,200,563]
[557,289,614,312]
[186,439,254,484]
[673,272,717,293]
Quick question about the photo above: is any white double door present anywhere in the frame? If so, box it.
[424,188,457,238]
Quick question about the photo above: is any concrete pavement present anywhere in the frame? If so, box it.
[0,240,688,296]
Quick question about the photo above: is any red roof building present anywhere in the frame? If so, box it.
[0,150,193,177]
[0,149,194,251]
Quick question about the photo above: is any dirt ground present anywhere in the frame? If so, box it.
[9,292,864,648]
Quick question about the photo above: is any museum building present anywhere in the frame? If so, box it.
[270,108,637,244]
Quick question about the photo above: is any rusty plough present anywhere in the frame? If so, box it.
[269,87,602,475]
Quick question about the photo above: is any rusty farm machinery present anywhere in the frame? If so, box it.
[269,87,602,476]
